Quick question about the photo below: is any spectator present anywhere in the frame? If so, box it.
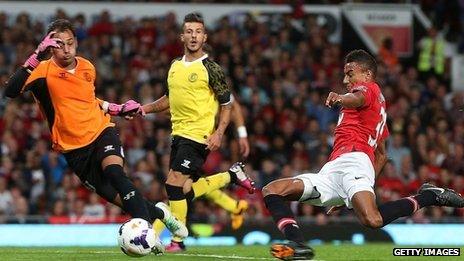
[417,27,446,81]
[387,133,411,173]
[28,158,46,206]
[83,193,105,218]
[42,152,67,186]
[257,159,280,188]
[12,196,29,224]
[378,36,398,70]
[0,176,13,215]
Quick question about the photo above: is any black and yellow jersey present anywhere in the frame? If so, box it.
[167,54,231,144]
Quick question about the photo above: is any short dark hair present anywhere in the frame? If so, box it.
[183,12,204,27]
[344,49,377,77]
[47,19,75,36]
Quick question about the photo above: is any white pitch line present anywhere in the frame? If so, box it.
[172,253,324,261]
[172,253,275,260]
[46,250,323,260]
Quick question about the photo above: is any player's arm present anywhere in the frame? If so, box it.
[141,95,170,114]
[4,68,33,98]
[4,32,61,98]
[231,95,245,131]
[231,94,250,158]
[5,61,47,98]
[374,139,388,178]
[96,98,105,108]
[325,91,365,109]
[212,102,231,149]
[374,125,390,177]
[206,61,232,151]
[141,61,174,115]
[96,97,144,118]
[216,106,232,134]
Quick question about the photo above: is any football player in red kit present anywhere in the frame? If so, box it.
[262,50,464,260]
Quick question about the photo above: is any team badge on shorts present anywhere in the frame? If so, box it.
[181,159,191,169]
[188,73,198,82]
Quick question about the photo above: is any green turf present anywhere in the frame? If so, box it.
[0,244,461,260]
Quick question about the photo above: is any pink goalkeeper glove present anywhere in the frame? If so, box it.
[24,31,63,69]
[104,100,144,117]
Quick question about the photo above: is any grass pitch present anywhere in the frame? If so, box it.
[0,244,462,260]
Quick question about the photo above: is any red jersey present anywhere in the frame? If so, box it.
[329,82,389,164]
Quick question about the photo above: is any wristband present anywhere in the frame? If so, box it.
[237,126,248,138]
[102,101,110,113]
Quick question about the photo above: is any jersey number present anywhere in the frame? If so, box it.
[368,106,386,148]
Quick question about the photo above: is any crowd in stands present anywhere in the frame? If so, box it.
[0,0,464,226]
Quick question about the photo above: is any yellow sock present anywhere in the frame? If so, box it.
[153,219,166,235]
[205,189,239,214]
[191,171,231,198]
[172,235,184,242]
[169,199,188,242]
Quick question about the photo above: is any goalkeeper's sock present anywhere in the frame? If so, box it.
[205,190,238,213]
[191,173,230,198]
[103,164,150,221]
[264,194,304,244]
[166,184,188,242]
[378,191,436,226]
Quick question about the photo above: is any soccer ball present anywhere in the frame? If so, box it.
[118,218,163,257]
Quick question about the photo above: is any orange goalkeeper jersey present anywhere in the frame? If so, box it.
[23,56,114,152]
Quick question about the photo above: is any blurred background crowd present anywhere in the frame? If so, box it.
[1,0,464,226]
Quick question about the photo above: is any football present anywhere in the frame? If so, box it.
[117,218,163,257]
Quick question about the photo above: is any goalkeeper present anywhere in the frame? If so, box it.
[3,19,187,241]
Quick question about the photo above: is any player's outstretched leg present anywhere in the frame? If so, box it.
[154,201,188,239]
[228,162,256,193]
[138,200,187,254]
[418,183,464,207]
[377,182,464,227]
[352,183,464,229]
[263,178,315,260]
[204,190,249,230]
[190,162,256,198]
[164,162,256,252]
[231,199,248,230]
[98,162,188,243]
[270,241,314,261]
[102,163,151,221]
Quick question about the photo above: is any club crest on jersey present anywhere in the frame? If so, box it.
[83,72,92,82]
[188,73,198,82]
